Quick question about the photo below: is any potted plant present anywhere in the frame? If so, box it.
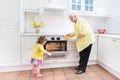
[31,17,45,33]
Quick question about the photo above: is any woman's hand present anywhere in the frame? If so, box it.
[77,34,86,38]
[64,33,75,40]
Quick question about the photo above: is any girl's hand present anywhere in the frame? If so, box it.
[47,52,51,56]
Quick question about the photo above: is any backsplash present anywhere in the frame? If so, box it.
[25,12,107,34]
[105,0,120,35]
[23,0,112,35]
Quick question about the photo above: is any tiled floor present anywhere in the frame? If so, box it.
[0,64,119,80]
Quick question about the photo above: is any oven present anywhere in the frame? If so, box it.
[44,36,68,59]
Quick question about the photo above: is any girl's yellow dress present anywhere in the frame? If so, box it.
[31,43,46,65]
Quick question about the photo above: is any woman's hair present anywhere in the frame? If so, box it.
[36,36,47,44]
[69,13,77,19]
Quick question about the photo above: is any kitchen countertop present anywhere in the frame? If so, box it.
[21,32,66,37]
[96,33,120,39]
[21,33,120,39]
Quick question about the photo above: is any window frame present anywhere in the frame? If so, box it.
[70,0,94,12]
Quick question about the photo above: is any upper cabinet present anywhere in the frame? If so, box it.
[44,0,66,11]
[23,0,40,13]
[0,0,18,25]
[70,0,93,12]
[20,0,67,33]
[69,0,110,17]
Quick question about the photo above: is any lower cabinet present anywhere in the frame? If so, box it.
[89,36,98,60]
[21,37,37,65]
[67,41,79,62]
[98,36,120,72]
[21,37,79,65]
[0,29,20,66]
[21,36,97,65]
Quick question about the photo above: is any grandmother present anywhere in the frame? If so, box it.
[69,13,95,74]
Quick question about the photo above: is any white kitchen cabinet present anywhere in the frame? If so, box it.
[0,28,20,66]
[21,37,37,65]
[89,36,97,60]
[21,37,78,64]
[20,0,40,33]
[98,37,114,65]
[69,0,110,17]
[44,0,66,11]
[0,0,18,25]
[67,41,79,62]
[21,36,97,65]
[23,0,39,12]
[98,36,120,72]
[70,0,94,12]
[67,36,98,61]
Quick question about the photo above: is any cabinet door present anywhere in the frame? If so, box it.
[24,0,39,10]
[98,37,119,65]
[0,0,18,25]
[67,41,77,51]
[21,37,37,65]
[70,0,94,12]
[110,39,120,72]
[67,37,98,61]
[98,37,112,64]
[0,29,20,66]
[67,38,97,61]
[98,37,120,72]
[89,36,97,60]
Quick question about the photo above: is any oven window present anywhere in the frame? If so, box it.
[44,41,67,52]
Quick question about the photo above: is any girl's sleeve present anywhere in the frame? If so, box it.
[39,46,47,55]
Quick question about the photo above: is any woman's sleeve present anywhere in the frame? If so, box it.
[39,46,47,55]
[78,20,87,35]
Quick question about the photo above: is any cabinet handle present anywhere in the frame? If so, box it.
[37,8,39,10]
[53,60,57,63]
[112,39,117,42]
[102,37,105,39]
[112,39,120,42]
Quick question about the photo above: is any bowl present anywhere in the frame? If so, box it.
[98,29,106,34]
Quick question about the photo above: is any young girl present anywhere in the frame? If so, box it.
[30,36,51,77]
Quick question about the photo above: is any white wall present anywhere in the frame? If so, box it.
[106,0,120,34]
[94,0,109,14]
[25,0,109,34]
[0,26,21,66]
[0,0,116,67]
[0,0,20,67]
[0,0,18,25]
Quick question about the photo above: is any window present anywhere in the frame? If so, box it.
[85,0,93,11]
[70,0,94,12]
[71,0,81,11]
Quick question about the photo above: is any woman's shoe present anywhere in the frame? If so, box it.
[76,70,85,74]
[74,67,79,70]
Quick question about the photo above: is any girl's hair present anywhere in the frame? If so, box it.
[36,36,47,44]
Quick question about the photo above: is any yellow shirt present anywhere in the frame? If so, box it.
[31,43,46,60]
[74,17,95,52]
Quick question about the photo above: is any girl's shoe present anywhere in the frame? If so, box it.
[32,71,37,75]
[36,74,43,77]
